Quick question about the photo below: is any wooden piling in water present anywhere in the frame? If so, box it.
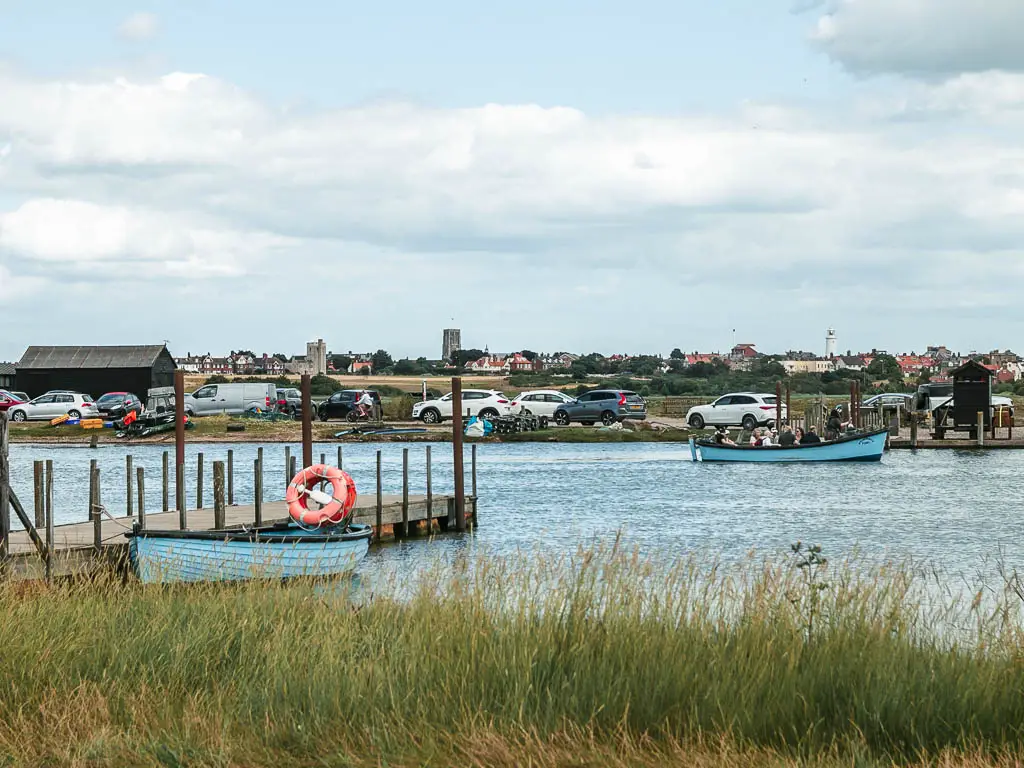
[375,450,383,537]
[227,449,234,505]
[426,446,433,531]
[775,381,782,432]
[91,461,102,554]
[910,415,919,448]
[0,412,9,560]
[45,460,53,582]
[301,374,313,470]
[196,452,204,509]
[337,446,343,469]
[174,370,185,526]
[162,451,169,512]
[452,377,466,532]
[289,455,297,483]
[401,448,409,538]
[176,462,186,530]
[978,411,985,447]
[126,455,133,517]
[213,461,225,529]
[137,466,146,530]
[284,446,291,488]
[33,461,44,529]
[253,457,263,526]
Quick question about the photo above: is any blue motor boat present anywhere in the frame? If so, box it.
[126,522,373,584]
[689,428,888,463]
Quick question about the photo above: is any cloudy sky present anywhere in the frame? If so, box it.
[1,0,1023,362]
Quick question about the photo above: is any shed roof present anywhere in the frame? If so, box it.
[0,362,15,376]
[17,346,170,370]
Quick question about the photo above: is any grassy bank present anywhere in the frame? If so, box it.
[4,547,1024,766]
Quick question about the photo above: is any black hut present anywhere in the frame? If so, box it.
[950,359,993,432]
[15,346,176,399]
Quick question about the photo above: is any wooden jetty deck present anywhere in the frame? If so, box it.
[4,493,476,579]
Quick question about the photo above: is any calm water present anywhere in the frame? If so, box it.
[7,441,1024,575]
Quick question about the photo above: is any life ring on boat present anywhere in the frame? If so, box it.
[285,464,357,528]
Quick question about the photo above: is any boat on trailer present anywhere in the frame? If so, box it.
[127,522,372,584]
[689,428,888,463]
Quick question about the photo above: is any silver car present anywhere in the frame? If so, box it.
[8,392,100,422]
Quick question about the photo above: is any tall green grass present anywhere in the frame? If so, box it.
[3,545,1024,766]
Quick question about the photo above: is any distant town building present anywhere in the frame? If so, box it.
[781,359,835,375]
[348,360,372,374]
[539,352,578,370]
[306,339,328,376]
[834,355,867,372]
[442,329,462,363]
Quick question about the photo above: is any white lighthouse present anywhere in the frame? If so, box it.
[825,328,837,359]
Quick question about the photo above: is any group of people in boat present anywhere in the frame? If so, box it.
[710,406,855,448]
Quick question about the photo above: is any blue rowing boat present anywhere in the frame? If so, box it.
[126,522,373,584]
[689,428,888,463]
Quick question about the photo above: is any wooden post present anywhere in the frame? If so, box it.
[125,455,134,517]
[227,449,234,506]
[33,461,44,529]
[452,376,466,532]
[337,445,343,469]
[196,452,204,509]
[162,451,169,512]
[91,461,102,554]
[775,381,782,432]
[45,460,53,581]
[289,455,297,483]
[176,461,187,530]
[137,467,146,530]
[0,412,9,560]
[284,446,291,488]
[174,369,185,524]
[401,448,409,538]
[301,373,313,470]
[910,414,919,448]
[375,450,383,539]
[785,386,791,427]
[213,461,225,529]
[978,411,985,447]
[254,457,263,526]
[425,446,433,532]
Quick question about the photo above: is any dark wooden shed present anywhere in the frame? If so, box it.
[0,362,15,391]
[15,346,176,400]
[951,359,993,432]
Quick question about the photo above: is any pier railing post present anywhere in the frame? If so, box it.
[137,466,146,530]
[452,377,466,532]
[213,461,225,529]
[0,412,9,561]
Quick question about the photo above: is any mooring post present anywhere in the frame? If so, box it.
[162,450,169,512]
[45,460,53,582]
[176,462,186,530]
[227,449,234,506]
[254,457,263,526]
[196,452,204,509]
[910,414,919,448]
[978,411,985,447]
[0,412,9,560]
[125,455,133,517]
[775,381,782,432]
[401,448,409,537]
[213,461,225,529]
[289,455,297,483]
[425,445,433,532]
[375,450,383,538]
[471,444,478,526]
[33,461,44,529]
[91,461,102,554]
[174,369,186,527]
[452,376,466,532]
[785,385,792,427]
[301,373,313,470]
[284,446,291,488]
[337,445,343,469]
[137,466,146,530]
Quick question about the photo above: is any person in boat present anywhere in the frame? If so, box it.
[794,426,805,443]
[761,428,777,447]
[825,407,844,440]
[800,425,822,445]
[713,426,736,446]
[779,425,797,447]
[749,428,762,447]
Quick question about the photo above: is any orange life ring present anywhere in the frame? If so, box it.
[285,464,357,528]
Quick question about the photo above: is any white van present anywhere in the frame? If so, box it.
[185,383,276,417]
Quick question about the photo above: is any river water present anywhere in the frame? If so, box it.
[7,441,1024,577]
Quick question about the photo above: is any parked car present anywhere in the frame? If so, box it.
[8,392,99,422]
[0,390,26,412]
[412,390,512,424]
[275,388,302,415]
[685,393,785,431]
[7,391,29,404]
[96,392,144,419]
[552,390,647,426]
[185,383,276,417]
[319,390,382,422]
[510,390,576,418]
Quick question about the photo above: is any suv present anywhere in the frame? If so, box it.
[552,390,647,426]
[686,393,785,431]
[275,388,302,415]
[319,390,382,422]
[96,392,144,419]
[412,390,512,424]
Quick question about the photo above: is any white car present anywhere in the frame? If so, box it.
[8,392,100,422]
[411,389,513,424]
[685,392,786,431]
[509,390,576,418]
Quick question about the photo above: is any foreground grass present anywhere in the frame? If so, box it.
[3,548,1024,765]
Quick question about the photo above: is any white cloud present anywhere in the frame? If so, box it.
[811,0,1024,77]
[1,67,1024,357]
[117,12,159,42]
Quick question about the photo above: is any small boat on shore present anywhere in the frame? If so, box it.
[127,522,372,583]
[689,428,888,463]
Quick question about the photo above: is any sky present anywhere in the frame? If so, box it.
[1,0,1024,361]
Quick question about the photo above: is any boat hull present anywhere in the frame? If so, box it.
[127,523,372,584]
[690,429,888,463]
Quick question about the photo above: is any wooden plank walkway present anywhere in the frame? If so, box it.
[5,493,475,558]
